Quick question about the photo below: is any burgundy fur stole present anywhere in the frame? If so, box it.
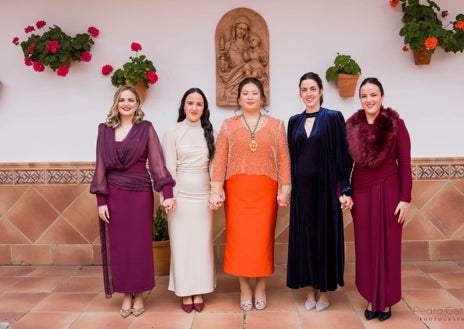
[346,107,399,168]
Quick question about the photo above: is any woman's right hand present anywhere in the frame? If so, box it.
[98,205,110,223]
[208,194,223,210]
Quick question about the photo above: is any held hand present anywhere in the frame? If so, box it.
[277,192,290,207]
[163,198,176,213]
[98,205,110,223]
[208,194,223,211]
[394,201,410,224]
[339,195,353,211]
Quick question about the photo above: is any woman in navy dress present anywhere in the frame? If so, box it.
[286,72,353,312]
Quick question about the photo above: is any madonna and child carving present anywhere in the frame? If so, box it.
[215,8,270,106]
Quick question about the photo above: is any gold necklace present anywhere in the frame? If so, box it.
[241,112,262,152]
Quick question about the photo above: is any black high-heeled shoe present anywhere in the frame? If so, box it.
[378,308,391,321]
[364,309,378,320]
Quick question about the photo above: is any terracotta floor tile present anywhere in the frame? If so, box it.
[68,313,135,329]
[301,310,365,329]
[0,293,48,312]
[0,261,463,329]
[54,276,103,293]
[402,288,463,309]
[191,313,242,329]
[26,266,80,277]
[13,312,78,329]
[402,273,443,289]
[415,261,464,274]
[246,311,301,329]
[33,293,97,312]
[6,276,65,293]
[429,272,464,289]
[448,288,464,303]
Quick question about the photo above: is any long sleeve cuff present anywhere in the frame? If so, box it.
[162,185,174,199]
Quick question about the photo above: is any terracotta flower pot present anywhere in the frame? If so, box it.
[336,73,360,97]
[129,80,147,102]
[413,49,432,65]
[153,240,170,276]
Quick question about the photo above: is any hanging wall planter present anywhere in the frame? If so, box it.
[413,49,433,65]
[336,73,360,97]
[325,53,362,98]
[102,42,159,101]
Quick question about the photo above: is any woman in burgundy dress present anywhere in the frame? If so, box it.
[90,85,176,318]
[346,77,412,322]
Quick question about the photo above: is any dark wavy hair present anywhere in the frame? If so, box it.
[177,88,215,159]
[298,72,324,106]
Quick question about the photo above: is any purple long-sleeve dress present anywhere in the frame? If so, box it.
[90,120,175,298]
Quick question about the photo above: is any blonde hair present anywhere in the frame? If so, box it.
[105,85,145,128]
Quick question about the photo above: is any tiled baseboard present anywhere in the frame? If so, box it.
[0,158,463,265]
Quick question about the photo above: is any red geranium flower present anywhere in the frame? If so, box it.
[24,57,33,66]
[12,37,19,45]
[24,25,35,33]
[455,21,464,31]
[402,45,409,52]
[80,51,92,62]
[45,40,61,54]
[33,61,45,72]
[389,0,399,8]
[101,64,114,76]
[131,42,142,52]
[424,37,438,50]
[57,66,69,77]
[27,43,36,54]
[88,26,99,38]
[146,71,159,84]
[36,20,46,29]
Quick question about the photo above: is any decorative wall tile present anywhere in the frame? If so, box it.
[0,159,463,265]
[46,169,78,184]
[0,170,13,184]
[14,170,45,184]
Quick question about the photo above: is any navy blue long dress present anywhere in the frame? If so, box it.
[286,108,352,291]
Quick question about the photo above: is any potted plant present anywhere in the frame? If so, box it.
[152,205,170,276]
[325,53,362,97]
[392,0,464,64]
[13,20,99,76]
[101,42,159,101]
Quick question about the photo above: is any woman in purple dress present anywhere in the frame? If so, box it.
[346,77,412,322]
[90,85,176,318]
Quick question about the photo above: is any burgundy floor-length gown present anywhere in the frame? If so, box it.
[90,120,175,298]
[347,108,412,312]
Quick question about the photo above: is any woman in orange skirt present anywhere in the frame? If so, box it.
[209,77,291,311]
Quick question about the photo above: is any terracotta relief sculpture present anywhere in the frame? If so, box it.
[216,8,270,106]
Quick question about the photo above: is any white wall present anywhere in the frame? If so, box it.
[1,0,463,162]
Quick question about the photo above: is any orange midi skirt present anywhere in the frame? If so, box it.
[223,174,278,277]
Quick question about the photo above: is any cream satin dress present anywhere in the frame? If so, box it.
[162,120,215,296]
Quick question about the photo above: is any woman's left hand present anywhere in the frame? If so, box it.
[163,198,176,213]
[395,201,410,224]
[339,195,353,211]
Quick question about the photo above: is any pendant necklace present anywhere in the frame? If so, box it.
[242,112,262,152]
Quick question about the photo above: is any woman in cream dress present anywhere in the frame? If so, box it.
[162,88,216,313]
